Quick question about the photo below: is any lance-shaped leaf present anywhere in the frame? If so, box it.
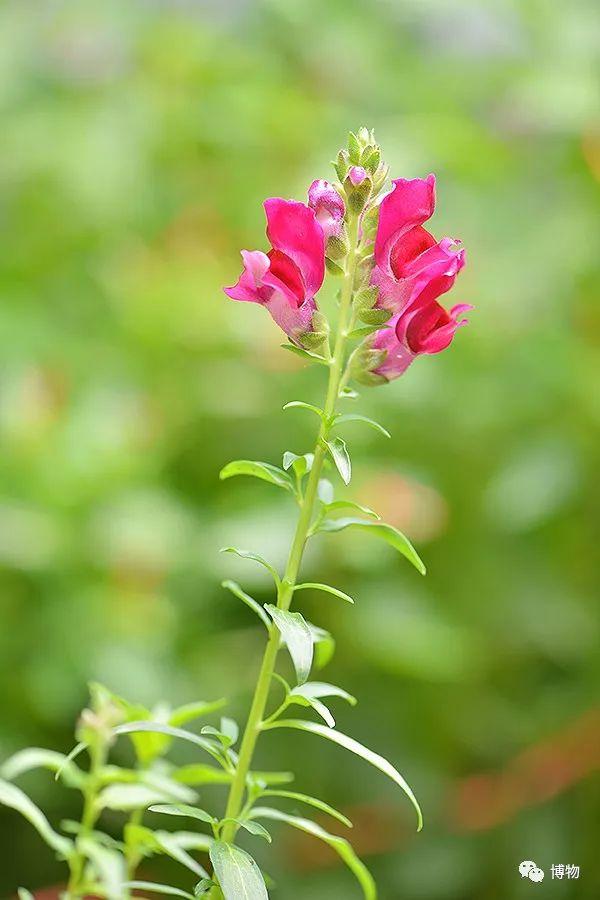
[258,790,352,828]
[323,500,379,519]
[282,400,325,420]
[265,605,313,685]
[325,437,352,485]
[149,804,217,827]
[220,548,281,588]
[209,841,268,899]
[155,831,210,878]
[333,413,391,439]
[0,779,73,857]
[123,883,197,899]
[294,582,354,605]
[169,698,228,728]
[114,722,226,767]
[219,460,293,492]
[1,748,85,789]
[221,717,240,745]
[98,783,189,812]
[219,818,272,843]
[291,682,357,706]
[318,518,426,575]
[249,808,375,899]
[221,580,271,629]
[262,720,423,831]
[287,682,356,729]
[174,764,233,786]
[79,839,125,900]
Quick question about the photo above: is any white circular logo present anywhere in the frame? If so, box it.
[519,860,545,883]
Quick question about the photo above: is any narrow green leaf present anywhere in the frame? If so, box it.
[79,839,125,900]
[150,804,217,825]
[249,808,375,899]
[286,693,336,728]
[220,548,281,588]
[295,582,354,605]
[0,779,73,857]
[248,770,295,786]
[18,889,34,899]
[55,741,87,781]
[98,784,183,812]
[265,605,313,685]
[1,748,85,789]
[325,437,351,485]
[219,460,293,492]
[170,698,228,728]
[281,343,329,365]
[201,725,234,748]
[195,880,217,896]
[262,720,423,831]
[318,518,426,575]
[220,818,272,842]
[258,790,352,828]
[155,831,210,878]
[282,401,324,420]
[114,722,225,767]
[174,764,234,786]
[164,830,214,853]
[140,772,199,803]
[334,414,391,439]
[124,882,196,899]
[209,841,268,899]
[324,500,379,519]
[291,682,357,706]
[221,580,271,629]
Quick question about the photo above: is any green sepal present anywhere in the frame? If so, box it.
[358,307,392,326]
[281,343,329,365]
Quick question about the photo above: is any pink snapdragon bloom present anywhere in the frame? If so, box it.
[224,198,325,342]
[371,174,465,314]
[372,276,473,381]
[308,179,345,240]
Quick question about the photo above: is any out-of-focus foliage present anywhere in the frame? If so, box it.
[0,0,598,897]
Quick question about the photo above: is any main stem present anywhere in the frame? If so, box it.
[220,215,360,847]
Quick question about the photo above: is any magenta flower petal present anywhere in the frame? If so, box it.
[264,198,325,298]
[374,175,436,269]
[308,180,345,240]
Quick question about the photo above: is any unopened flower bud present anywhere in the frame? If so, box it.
[344,168,372,214]
[308,179,345,241]
[348,166,368,186]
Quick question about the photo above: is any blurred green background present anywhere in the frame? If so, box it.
[1,0,598,897]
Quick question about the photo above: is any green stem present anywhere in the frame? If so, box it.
[219,214,360,847]
[66,741,106,899]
